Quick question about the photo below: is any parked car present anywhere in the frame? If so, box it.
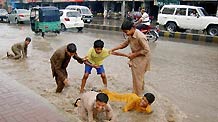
[7,9,30,24]
[107,11,122,20]
[65,5,93,23]
[157,5,218,36]
[59,9,84,31]
[0,9,8,22]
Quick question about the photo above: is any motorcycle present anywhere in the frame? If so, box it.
[138,24,160,42]
[125,16,160,42]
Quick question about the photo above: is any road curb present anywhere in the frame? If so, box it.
[84,24,218,43]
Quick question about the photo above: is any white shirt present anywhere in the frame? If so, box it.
[141,12,150,25]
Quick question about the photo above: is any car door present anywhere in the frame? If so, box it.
[158,7,175,25]
[8,10,16,23]
[184,8,203,30]
[174,8,187,29]
[7,10,13,22]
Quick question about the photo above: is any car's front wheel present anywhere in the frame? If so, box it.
[207,26,218,36]
[61,24,66,31]
[166,22,177,32]
[15,18,20,24]
[7,18,10,23]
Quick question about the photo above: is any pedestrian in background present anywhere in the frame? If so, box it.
[104,9,107,19]
[50,43,83,93]
[7,37,31,59]
[135,8,150,31]
[110,20,151,96]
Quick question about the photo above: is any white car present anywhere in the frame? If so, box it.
[0,9,8,22]
[157,5,218,36]
[65,5,93,23]
[59,9,84,32]
[7,9,30,24]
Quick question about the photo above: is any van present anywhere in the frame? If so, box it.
[65,5,93,23]
[157,5,218,36]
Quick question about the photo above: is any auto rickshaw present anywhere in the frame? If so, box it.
[30,6,61,37]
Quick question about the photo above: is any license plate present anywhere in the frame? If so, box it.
[87,19,90,22]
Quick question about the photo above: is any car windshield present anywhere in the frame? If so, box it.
[81,8,91,14]
[67,11,81,17]
[198,8,209,16]
[0,9,8,14]
[17,9,29,14]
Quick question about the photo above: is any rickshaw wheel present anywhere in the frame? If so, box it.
[41,32,45,38]
[34,31,39,34]
[56,31,60,34]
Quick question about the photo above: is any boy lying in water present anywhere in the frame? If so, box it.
[101,89,155,113]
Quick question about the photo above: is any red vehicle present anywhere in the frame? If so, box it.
[132,11,142,21]
[138,24,160,42]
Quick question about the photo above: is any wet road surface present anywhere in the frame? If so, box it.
[0,23,218,122]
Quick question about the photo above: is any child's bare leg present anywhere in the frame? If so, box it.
[80,73,89,93]
[101,73,107,88]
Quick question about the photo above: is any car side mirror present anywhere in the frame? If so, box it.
[197,14,200,18]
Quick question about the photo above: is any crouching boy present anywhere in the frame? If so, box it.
[75,91,115,122]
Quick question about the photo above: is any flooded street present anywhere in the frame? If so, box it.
[0,23,218,122]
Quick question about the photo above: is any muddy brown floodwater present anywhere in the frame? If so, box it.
[1,23,218,122]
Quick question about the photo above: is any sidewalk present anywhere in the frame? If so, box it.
[0,71,70,122]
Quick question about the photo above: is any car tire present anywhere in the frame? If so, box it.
[77,27,83,32]
[61,24,66,31]
[166,22,177,32]
[207,26,218,36]
[15,18,19,24]
[42,32,45,38]
[7,19,10,24]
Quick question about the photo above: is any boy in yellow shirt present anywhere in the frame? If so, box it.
[80,40,110,93]
[102,89,155,113]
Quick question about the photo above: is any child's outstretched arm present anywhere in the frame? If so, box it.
[83,58,99,68]
[111,51,128,57]
[73,53,84,64]
[83,59,92,66]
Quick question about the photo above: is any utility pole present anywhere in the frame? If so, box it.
[121,0,125,19]
[132,0,135,12]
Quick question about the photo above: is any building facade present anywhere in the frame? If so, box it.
[0,0,217,18]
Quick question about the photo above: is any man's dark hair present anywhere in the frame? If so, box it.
[94,39,104,48]
[144,93,155,104]
[121,20,134,30]
[25,37,31,42]
[67,43,77,53]
[96,93,108,103]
